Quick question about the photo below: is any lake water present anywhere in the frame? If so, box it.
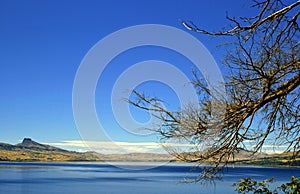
[0,162,299,194]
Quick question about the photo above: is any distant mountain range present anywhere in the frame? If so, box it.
[0,138,299,166]
[0,138,100,161]
[0,138,172,162]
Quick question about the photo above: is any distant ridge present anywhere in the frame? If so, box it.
[0,138,99,161]
[0,138,299,166]
[0,138,172,162]
[15,138,68,152]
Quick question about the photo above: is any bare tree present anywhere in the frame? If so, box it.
[128,0,300,182]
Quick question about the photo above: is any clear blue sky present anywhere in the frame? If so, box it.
[0,0,262,151]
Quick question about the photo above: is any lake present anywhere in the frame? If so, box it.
[0,162,299,194]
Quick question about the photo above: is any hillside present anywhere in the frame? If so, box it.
[95,152,172,162]
[0,139,299,166]
[0,138,100,161]
[0,138,172,162]
[233,151,300,167]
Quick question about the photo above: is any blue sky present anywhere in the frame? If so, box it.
[0,0,270,153]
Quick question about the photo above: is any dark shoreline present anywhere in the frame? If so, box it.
[0,161,299,169]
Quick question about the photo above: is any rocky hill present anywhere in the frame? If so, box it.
[0,138,172,162]
[0,138,100,161]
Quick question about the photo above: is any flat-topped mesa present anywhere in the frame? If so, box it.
[22,138,33,144]
[18,138,42,148]
[17,138,69,152]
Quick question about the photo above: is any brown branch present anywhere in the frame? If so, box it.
[182,1,300,36]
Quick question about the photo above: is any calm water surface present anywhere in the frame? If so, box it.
[0,162,299,194]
